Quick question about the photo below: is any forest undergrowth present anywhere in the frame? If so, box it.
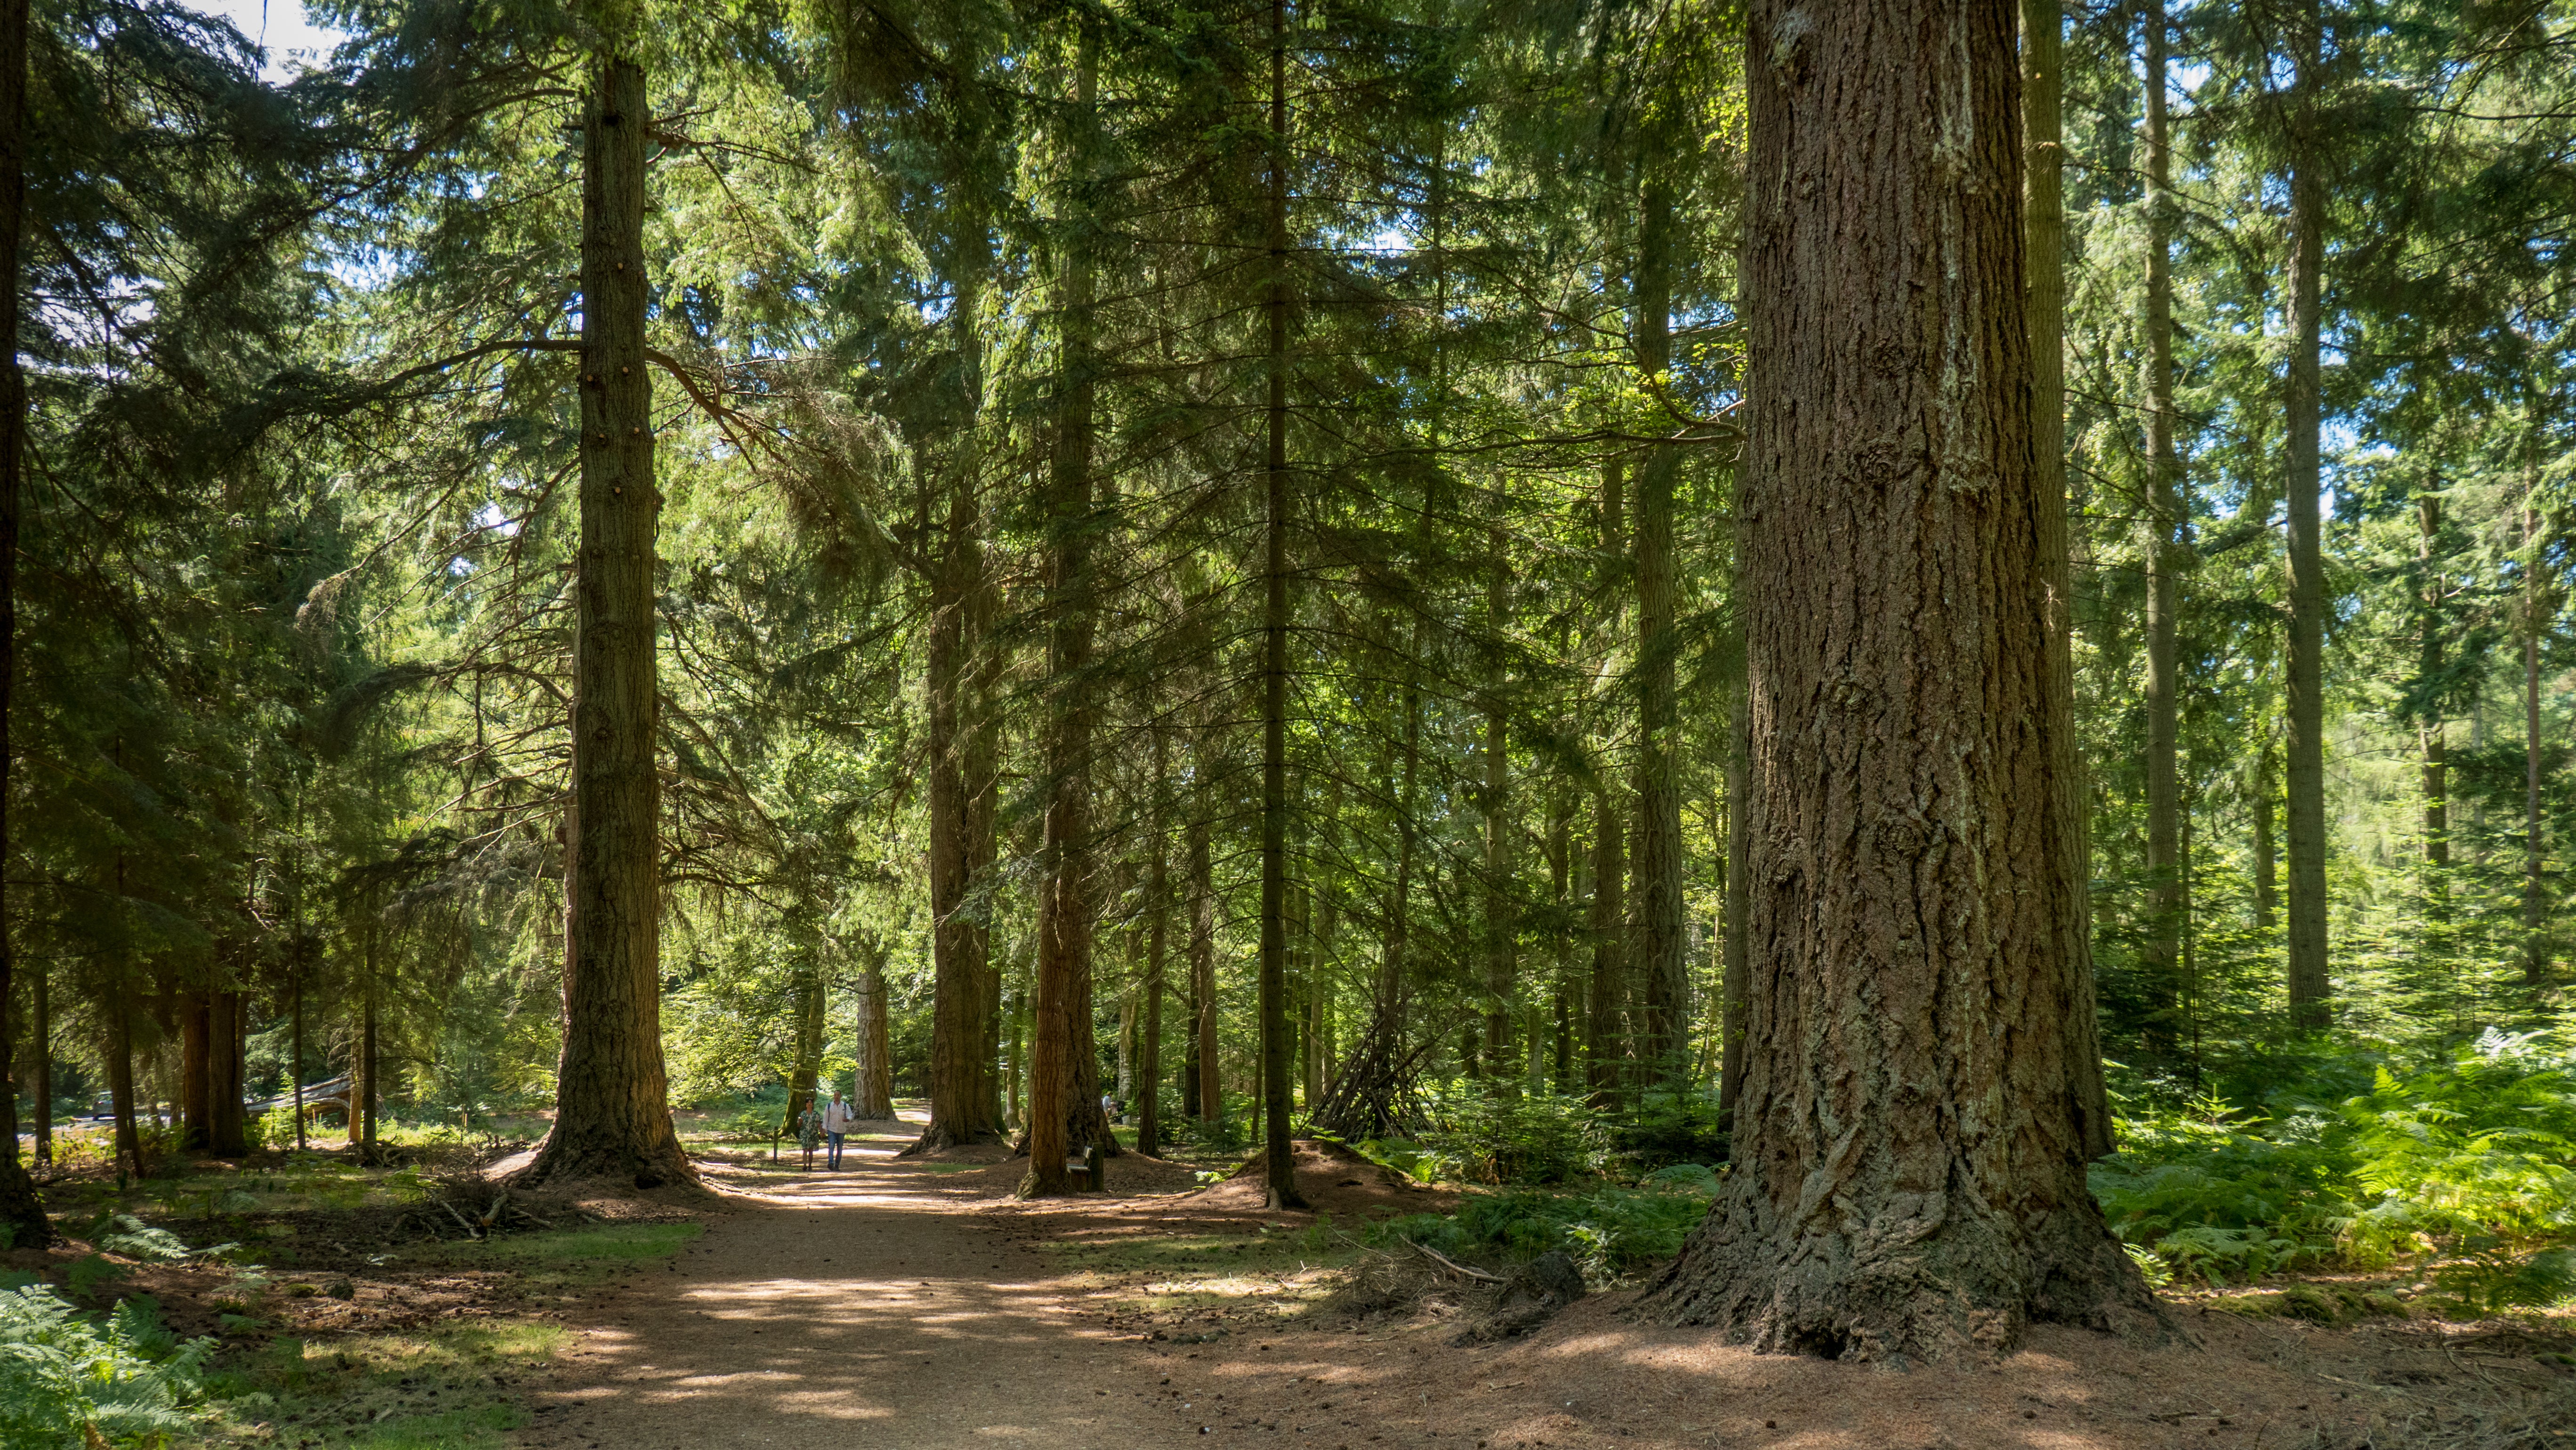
[14,1082,2576,1448]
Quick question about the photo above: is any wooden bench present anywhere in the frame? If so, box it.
[1066,1143,1106,1191]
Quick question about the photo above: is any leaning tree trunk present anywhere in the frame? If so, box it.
[2281,0,2331,1031]
[1646,0,2152,1359]
[2139,0,2184,1056]
[518,51,692,1191]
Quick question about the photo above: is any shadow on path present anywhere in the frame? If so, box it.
[509,1120,1188,1450]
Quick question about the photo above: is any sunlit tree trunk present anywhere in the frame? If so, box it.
[2282,0,2331,1031]
[855,941,894,1119]
[1650,0,2149,1355]
[2139,0,2184,1055]
[521,47,690,1190]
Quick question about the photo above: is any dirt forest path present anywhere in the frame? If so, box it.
[505,1113,1192,1450]
[492,1113,2575,1450]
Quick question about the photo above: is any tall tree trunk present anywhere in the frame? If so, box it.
[2281,0,2332,1031]
[2253,744,2278,928]
[912,497,1001,1151]
[855,942,894,1119]
[2139,0,2184,1055]
[1632,182,1685,1092]
[1481,529,1514,1080]
[180,991,210,1150]
[1189,810,1219,1127]
[290,967,308,1151]
[522,50,690,1190]
[0,0,43,1245]
[2526,474,2549,989]
[358,984,379,1158]
[209,986,246,1156]
[31,962,51,1167]
[1649,0,2151,1354]
[1256,0,1304,1208]
[1140,729,1171,1155]
[1550,785,1575,1090]
[2027,0,2112,1157]
[782,966,824,1135]
[1719,680,1750,1113]
[1025,37,1104,1196]
[2419,494,2449,871]
[1588,464,1627,1103]
[107,997,141,1179]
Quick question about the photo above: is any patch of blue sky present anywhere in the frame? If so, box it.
[185,0,348,84]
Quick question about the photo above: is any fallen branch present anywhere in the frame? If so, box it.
[1409,1241,1501,1283]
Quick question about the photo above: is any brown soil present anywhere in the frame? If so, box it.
[495,1117,2576,1450]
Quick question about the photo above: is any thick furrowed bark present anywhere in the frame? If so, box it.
[518,53,690,1193]
[1647,0,2151,1360]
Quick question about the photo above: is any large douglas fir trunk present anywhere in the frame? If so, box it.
[1647,0,2150,1359]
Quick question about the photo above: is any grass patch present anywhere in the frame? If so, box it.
[411,1221,702,1271]
[194,1321,564,1448]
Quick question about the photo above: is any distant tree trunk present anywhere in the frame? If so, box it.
[107,998,141,1178]
[2282,0,2331,1031]
[2526,470,2549,989]
[1649,0,2150,1355]
[1311,635,1419,1139]
[1632,182,1685,1092]
[1550,786,1576,1090]
[180,991,211,1150]
[1589,462,1627,1103]
[1719,681,1749,1113]
[32,964,53,1166]
[1190,811,1219,1128]
[855,942,894,1119]
[358,985,379,1158]
[2419,494,2449,871]
[912,492,1002,1152]
[782,967,824,1135]
[2027,0,2114,1158]
[1140,731,1172,1155]
[1255,0,1304,1209]
[209,987,247,1156]
[520,50,691,1191]
[1481,531,1514,1078]
[291,969,308,1151]
[2253,745,2278,928]
[2139,0,2184,1056]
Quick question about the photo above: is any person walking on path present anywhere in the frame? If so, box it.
[823,1091,856,1169]
[795,1098,825,1171]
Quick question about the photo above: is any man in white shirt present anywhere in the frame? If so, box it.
[822,1092,856,1170]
